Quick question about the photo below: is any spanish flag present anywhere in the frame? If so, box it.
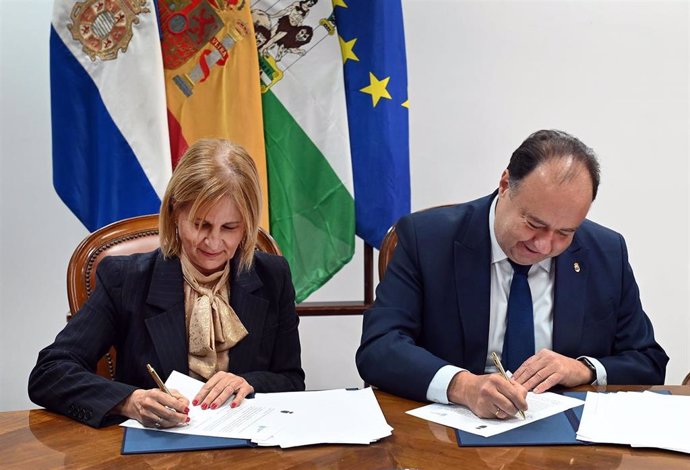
[160,0,269,229]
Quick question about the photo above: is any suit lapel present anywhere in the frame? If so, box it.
[553,238,590,356]
[454,195,493,374]
[143,254,188,380]
[227,261,269,370]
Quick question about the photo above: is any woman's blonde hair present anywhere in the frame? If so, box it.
[159,139,262,272]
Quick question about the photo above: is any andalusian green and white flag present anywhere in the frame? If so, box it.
[252,0,355,302]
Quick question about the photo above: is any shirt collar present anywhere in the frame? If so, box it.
[489,193,552,273]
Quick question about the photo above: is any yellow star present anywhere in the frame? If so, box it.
[360,72,392,107]
[339,36,359,64]
[402,99,409,108]
[333,0,348,8]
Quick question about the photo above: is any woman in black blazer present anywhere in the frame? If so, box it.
[29,139,305,428]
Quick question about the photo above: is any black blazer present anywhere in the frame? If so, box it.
[29,249,305,427]
[356,193,668,402]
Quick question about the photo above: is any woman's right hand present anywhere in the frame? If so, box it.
[116,388,190,428]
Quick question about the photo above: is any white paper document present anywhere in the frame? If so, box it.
[576,391,690,454]
[120,371,392,448]
[251,387,393,448]
[406,391,584,438]
[120,371,287,440]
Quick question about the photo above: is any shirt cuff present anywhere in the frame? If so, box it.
[579,356,608,386]
[426,365,464,404]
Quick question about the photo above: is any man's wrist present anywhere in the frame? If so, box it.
[447,370,472,406]
[427,365,464,404]
[578,357,597,383]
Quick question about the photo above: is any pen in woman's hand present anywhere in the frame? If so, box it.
[146,363,173,396]
[145,364,190,427]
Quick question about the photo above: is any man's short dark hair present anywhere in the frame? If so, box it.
[507,129,601,200]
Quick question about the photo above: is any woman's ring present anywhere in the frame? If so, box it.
[495,407,501,417]
[154,416,162,428]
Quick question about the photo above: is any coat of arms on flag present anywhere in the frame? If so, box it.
[68,0,150,61]
[252,0,336,93]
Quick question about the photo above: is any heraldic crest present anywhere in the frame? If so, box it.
[68,0,150,61]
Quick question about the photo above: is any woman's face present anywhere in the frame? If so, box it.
[176,197,245,275]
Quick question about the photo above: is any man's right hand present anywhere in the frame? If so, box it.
[447,370,528,419]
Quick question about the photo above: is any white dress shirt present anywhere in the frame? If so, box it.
[426,196,606,404]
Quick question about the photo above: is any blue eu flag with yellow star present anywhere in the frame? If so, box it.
[335,0,410,249]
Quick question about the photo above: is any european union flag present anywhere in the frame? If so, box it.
[335,0,411,249]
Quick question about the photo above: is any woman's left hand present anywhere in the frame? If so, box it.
[193,372,254,410]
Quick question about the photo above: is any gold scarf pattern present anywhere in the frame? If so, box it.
[180,254,248,380]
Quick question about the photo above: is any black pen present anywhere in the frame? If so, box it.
[491,352,526,420]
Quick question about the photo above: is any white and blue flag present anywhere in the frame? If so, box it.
[51,0,171,231]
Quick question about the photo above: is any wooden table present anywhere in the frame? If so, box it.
[2,386,688,469]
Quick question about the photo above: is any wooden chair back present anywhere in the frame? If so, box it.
[378,205,455,280]
[378,225,399,280]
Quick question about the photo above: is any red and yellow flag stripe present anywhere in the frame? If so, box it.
[159,0,268,229]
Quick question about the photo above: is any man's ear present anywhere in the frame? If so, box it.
[498,169,511,197]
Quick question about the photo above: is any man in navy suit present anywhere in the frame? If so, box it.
[356,130,668,419]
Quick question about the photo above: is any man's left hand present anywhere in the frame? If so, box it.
[512,349,593,393]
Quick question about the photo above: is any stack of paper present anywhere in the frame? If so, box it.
[577,391,690,454]
[121,371,392,448]
[251,388,392,447]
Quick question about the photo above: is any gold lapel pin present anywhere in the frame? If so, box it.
[573,262,581,273]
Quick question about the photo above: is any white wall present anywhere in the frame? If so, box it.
[1,0,687,411]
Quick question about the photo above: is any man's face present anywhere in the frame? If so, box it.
[494,159,593,266]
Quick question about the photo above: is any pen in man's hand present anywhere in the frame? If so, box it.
[491,352,526,420]
[146,363,172,396]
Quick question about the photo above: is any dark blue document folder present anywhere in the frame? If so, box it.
[455,391,586,447]
[121,428,253,454]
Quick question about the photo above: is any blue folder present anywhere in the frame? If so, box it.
[121,428,253,454]
[455,391,587,447]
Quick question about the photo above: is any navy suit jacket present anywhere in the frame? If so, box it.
[356,193,668,402]
[29,249,304,427]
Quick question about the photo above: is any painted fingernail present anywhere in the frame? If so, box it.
[185,416,190,423]
[201,403,208,410]
[192,400,198,406]
[231,402,237,409]
[210,403,217,410]
[184,407,189,414]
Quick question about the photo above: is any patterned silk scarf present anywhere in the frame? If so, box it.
[180,254,248,380]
